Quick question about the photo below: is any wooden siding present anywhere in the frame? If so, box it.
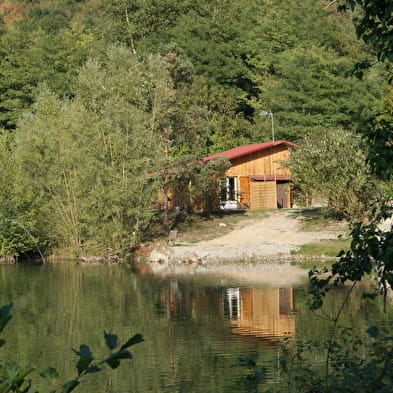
[224,144,291,177]
[249,180,277,209]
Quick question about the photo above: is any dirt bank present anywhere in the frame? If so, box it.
[149,209,347,265]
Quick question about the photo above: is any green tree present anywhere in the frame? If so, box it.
[10,47,164,256]
[254,46,380,141]
[7,45,212,256]
[248,0,381,142]
[286,129,381,221]
[0,17,94,129]
[337,0,393,66]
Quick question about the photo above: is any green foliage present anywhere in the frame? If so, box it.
[168,155,231,215]
[232,355,266,393]
[9,47,166,255]
[0,0,383,144]
[0,20,94,130]
[267,327,393,393]
[338,0,393,65]
[5,44,215,256]
[308,207,393,312]
[362,84,393,179]
[254,46,380,140]
[88,0,380,149]
[286,129,381,221]
[0,303,143,393]
[336,1,393,178]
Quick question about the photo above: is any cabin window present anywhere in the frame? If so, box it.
[227,177,237,201]
[220,177,239,209]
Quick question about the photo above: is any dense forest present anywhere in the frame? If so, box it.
[0,0,388,259]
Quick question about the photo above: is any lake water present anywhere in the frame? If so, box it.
[0,262,392,393]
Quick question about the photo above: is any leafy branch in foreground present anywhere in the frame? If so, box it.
[308,204,393,313]
[274,326,393,393]
[0,303,144,393]
[235,326,393,393]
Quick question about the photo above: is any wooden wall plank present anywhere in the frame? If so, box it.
[249,181,277,209]
[225,145,291,177]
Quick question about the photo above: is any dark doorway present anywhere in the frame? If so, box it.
[276,181,289,208]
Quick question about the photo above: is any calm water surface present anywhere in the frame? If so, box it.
[0,263,392,393]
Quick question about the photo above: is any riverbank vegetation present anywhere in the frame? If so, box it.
[0,0,391,259]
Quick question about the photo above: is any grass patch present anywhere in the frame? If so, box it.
[291,238,351,258]
[290,207,348,232]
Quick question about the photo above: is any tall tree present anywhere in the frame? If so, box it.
[0,5,94,130]
[11,47,164,255]
[287,129,381,221]
[7,45,211,255]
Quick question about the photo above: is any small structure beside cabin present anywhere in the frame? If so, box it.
[203,140,296,210]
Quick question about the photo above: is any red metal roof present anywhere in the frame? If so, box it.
[203,140,296,162]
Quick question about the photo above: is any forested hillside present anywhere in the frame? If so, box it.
[0,0,387,258]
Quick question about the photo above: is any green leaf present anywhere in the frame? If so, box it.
[0,339,6,348]
[105,350,132,369]
[0,381,10,393]
[61,380,80,393]
[19,379,31,393]
[73,345,93,375]
[0,304,13,334]
[4,362,19,382]
[73,344,92,359]
[120,334,144,350]
[75,357,93,376]
[40,367,59,384]
[85,365,101,374]
[16,365,35,382]
[104,332,118,350]
[367,326,379,337]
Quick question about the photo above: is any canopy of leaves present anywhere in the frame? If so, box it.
[286,129,381,221]
[0,0,383,147]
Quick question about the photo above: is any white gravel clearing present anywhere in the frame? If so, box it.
[149,209,346,264]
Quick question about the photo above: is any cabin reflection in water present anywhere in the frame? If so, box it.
[159,281,296,342]
[223,288,296,340]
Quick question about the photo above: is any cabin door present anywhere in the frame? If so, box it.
[276,181,289,208]
[239,176,250,209]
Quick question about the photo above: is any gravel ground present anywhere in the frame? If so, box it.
[149,209,346,265]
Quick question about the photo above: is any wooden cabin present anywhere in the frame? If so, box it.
[203,140,296,210]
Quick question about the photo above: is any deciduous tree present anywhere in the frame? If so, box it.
[287,129,381,221]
